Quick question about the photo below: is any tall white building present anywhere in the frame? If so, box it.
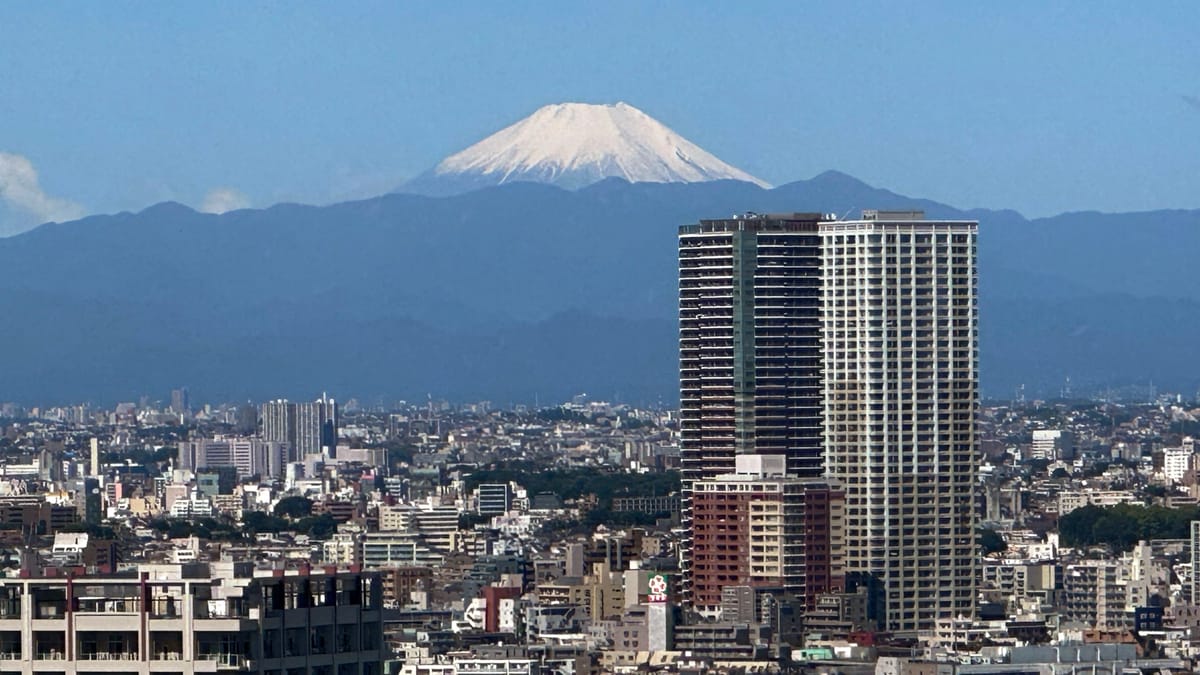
[821,210,978,633]
[1164,445,1193,484]
[260,400,295,451]
[261,395,339,460]
[296,395,339,457]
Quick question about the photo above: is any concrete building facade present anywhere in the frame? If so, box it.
[689,454,844,615]
[677,213,827,603]
[0,561,383,675]
[820,211,979,633]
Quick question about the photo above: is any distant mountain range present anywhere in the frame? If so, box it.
[3,171,1199,406]
[2,101,1197,405]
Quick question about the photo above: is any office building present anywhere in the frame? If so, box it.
[0,561,383,675]
[821,210,978,633]
[477,483,514,516]
[361,532,445,568]
[690,454,844,616]
[261,395,339,460]
[178,437,288,479]
[677,213,826,602]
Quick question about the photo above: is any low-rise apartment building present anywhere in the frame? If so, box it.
[0,561,383,675]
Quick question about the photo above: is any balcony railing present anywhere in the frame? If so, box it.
[79,652,138,661]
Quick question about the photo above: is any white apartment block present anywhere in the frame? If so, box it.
[1063,560,1130,629]
[1164,445,1194,484]
[1031,429,1075,461]
[821,211,978,634]
[1058,490,1137,516]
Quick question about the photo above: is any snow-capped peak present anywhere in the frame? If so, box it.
[406,102,768,195]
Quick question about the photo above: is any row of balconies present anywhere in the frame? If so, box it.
[0,650,250,669]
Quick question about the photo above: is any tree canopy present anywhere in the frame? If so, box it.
[1058,503,1200,551]
[979,528,1007,555]
[464,463,678,502]
[273,496,313,519]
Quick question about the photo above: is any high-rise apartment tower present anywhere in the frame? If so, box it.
[260,395,338,460]
[679,209,978,632]
[296,394,338,458]
[678,213,827,605]
[821,210,978,633]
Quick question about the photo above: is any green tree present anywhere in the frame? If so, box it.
[1059,503,1200,551]
[292,514,338,539]
[243,511,287,534]
[979,528,1007,555]
[274,496,313,519]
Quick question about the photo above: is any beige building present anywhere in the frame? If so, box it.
[0,561,383,675]
[822,212,979,634]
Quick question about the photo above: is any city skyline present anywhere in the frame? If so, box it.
[0,4,1196,671]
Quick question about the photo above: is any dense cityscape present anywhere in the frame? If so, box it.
[0,211,1192,675]
[3,6,1198,675]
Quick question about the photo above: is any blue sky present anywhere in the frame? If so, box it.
[0,2,1197,234]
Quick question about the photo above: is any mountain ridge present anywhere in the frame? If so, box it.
[3,173,1199,404]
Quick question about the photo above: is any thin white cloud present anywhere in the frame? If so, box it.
[200,187,251,214]
[0,151,85,224]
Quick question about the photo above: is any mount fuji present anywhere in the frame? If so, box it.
[402,102,768,196]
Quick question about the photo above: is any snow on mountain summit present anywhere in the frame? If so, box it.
[404,102,768,195]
